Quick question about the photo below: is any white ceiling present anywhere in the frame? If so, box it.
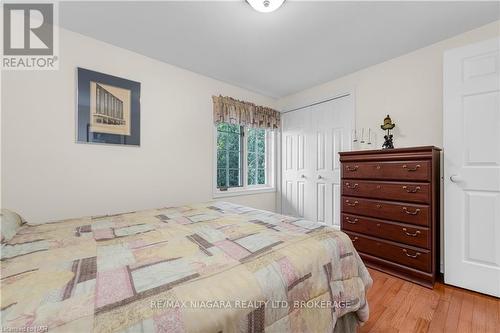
[60,1,500,98]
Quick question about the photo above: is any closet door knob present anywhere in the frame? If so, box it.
[450,174,463,183]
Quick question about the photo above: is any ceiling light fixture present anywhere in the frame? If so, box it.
[246,0,285,13]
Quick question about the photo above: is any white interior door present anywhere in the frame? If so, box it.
[282,95,353,228]
[444,37,500,297]
[282,110,311,218]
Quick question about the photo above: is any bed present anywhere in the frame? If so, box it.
[1,201,372,333]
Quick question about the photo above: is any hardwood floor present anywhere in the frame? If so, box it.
[360,268,500,333]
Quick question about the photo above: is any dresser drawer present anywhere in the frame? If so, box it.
[341,214,430,249]
[345,231,431,272]
[342,196,430,226]
[342,180,430,204]
[342,160,431,181]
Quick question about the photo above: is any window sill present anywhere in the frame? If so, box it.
[213,186,276,199]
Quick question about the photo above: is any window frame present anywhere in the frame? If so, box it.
[213,124,276,198]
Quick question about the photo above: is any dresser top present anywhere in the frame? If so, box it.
[339,146,441,156]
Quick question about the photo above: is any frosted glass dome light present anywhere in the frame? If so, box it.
[246,0,286,13]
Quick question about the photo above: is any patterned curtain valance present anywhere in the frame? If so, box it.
[212,95,281,129]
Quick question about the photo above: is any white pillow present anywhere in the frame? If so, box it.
[1,209,24,243]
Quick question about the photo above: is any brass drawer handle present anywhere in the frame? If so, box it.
[345,217,358,224]
[345,182,359,189]
[345,200,358,207]
[402,207,420,215]
[402,164,421,172]
[351,237,359,243]
[403,228,421,237]
[402,185,421,193]
[403,249,421,258]
[346,165,359,172]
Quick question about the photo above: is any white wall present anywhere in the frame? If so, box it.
[1,28,278,223]
[278,20,500,149]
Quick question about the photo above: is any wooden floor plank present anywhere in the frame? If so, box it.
[361,268,500,333]
[427,299,450,333]
[391,284,422,330]
[471,294,487,333]
[413,318,430,333]
[364,281,409,332]
[359,278,404,332]
[444,288,464,332]
[457,291,474,333]
[485,296,499,333]
[398,286,439,332]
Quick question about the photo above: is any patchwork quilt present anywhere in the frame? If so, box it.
[1,202,372,333]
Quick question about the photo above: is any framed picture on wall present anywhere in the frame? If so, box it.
[76,67,141,146]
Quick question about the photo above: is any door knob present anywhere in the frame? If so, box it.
[450,174,463,183]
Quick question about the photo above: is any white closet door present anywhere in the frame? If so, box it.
[282,109,312,218]
[444,38,500,297]
[282,95,353,227]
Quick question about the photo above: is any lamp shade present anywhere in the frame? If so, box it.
[246,0,285,13]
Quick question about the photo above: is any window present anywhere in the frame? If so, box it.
[215,123,275,195]
[216,123,243,188]
[247,128,266,185]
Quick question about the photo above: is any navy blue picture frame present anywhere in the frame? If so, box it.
[77,67,141,146]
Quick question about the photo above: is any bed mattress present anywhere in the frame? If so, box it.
[1,201,372,332]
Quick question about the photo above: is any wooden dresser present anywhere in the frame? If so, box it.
[339,146,441,288]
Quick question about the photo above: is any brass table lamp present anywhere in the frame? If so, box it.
[380,115,395,149]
